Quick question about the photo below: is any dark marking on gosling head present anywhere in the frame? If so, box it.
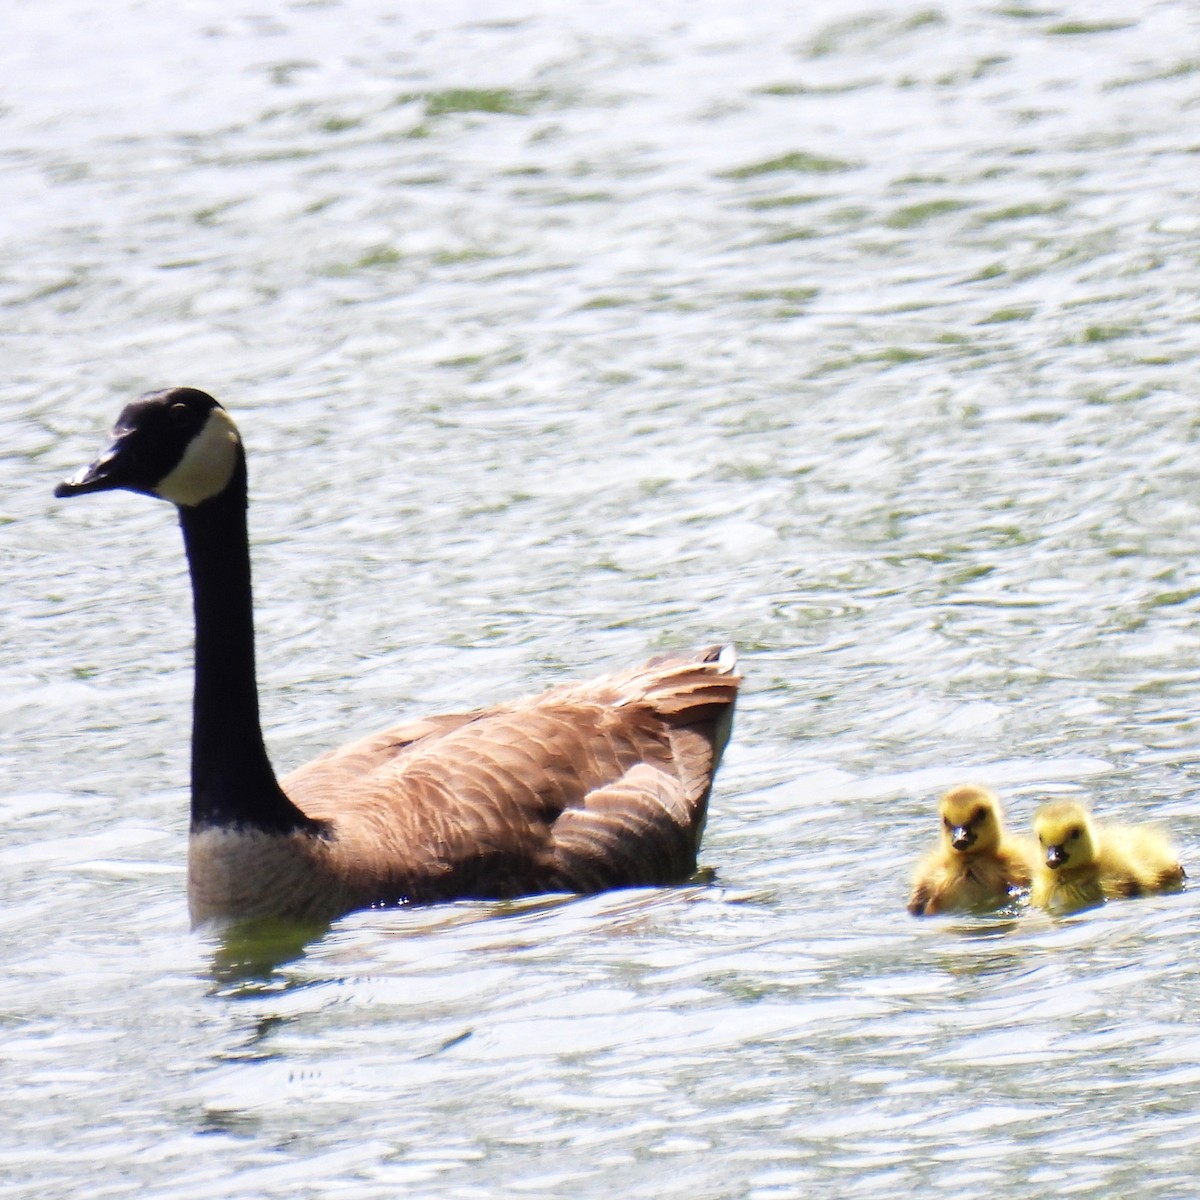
[949,824,977,852]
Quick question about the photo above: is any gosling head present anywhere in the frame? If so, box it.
[1034,801,1097,872]
[55,387,242,509]
[938,785,1003,856]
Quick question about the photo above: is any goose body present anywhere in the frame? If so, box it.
[56,388,741,926]
[908,785,1036,916]
[1031,800,1184,915]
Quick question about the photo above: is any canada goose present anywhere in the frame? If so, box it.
[907,784,1037,916]
[55,387,741,926]
[1031,800,1185,915]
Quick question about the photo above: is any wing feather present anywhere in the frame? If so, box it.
[273,645,740,903]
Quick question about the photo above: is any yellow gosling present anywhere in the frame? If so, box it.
[908,785,1037,916]
[1031,800,1186,915]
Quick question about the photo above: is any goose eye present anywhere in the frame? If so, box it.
[169,402,190,425]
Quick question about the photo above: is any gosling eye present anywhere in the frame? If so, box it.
[943,818,953,830]
[1068,827,1081,841]
[972,807,987,823]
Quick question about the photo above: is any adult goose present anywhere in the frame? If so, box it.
[55,388,741,926]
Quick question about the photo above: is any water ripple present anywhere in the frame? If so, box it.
[4,0,1200,1196]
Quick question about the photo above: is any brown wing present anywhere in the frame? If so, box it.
[907,880,933,917]
[279,645,740,902]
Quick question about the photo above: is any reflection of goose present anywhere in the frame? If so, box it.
[908,784,1036,916]
[1031,800,1185,915]
[56,387,741,926]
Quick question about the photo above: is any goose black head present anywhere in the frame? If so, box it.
[55,388,242,508]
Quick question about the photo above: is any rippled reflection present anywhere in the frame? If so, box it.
[5,0,1200,1195]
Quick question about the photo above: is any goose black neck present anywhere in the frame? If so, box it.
[178,457,319,836]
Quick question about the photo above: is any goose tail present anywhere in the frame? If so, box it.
[624,642,740,710]
[617,643,741,769]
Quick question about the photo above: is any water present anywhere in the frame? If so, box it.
[3,0,1200,1194]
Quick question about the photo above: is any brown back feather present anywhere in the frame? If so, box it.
[275,645,741,906]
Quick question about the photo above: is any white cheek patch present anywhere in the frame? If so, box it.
[155,407,240,506]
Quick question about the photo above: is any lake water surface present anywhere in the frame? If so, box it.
[3,1,1200,1195]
